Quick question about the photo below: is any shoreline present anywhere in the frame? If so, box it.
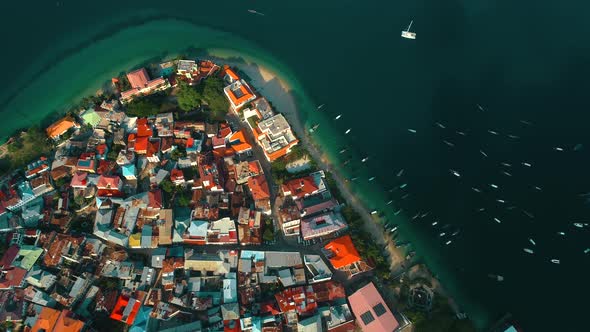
[228,59,469,317]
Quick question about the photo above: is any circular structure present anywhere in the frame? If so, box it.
[409,284,434,311]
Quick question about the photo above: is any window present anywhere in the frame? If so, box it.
[360,311,375,325]
[373,303,387,317]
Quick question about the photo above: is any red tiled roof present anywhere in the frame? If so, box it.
[170,169,184,182]
[54,310,85,332]
[31,307,60,332]
[281,176,318,200]
[225,67,239,81]
[324,235,361,269]
[148,190,163,209]
[135,137,149,153]
[0,245,19,268]
[219,123,232,138]
[0,266,27,288]
[229,130,252,153]
[247,175,270,200]
[127,68,150,89]
[110,295,141,325]
[97,175,121,190]
[46,116,78,138]
[70,172,88,188]
[136,118,153,137]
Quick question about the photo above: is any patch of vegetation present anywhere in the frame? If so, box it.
[177,81,201,111]
[1,126,52,171]
[125,92,168,117]
[407,295,476,332]
[270,146,317,183]
[195,77,230,121]
[263,219,275,242]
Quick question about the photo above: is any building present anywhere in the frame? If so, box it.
[251,97,274,120]
[120,68,171,103]
[247,175,271,214]
[237,207,262,245]
[300,212,347,241]
[224,79,257,111]
[278,204,301,237]
[46,116,79,139]
[96,175,123,197]
[228,129,252,155]
[348,282,399,332]
[110,294,142,325]
[323,235,372,279]
[255,114,298,162]
[281,172,327,200]
[304,255,333,283]
[234,160,262,185]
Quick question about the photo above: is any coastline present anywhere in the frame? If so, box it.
[226,58,473,321]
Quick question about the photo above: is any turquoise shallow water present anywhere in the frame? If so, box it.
[3,1,590,330]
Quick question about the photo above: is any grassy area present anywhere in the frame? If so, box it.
[246,116,259,129]
[0,127,52,172]
[270,146,317,183]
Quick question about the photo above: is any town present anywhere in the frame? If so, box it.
[0,58,479,332]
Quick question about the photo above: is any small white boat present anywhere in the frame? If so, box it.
[522,210,534,218]
[472,187,482,193]
[412,213,420,220]
[507,134,520,139]
[554,147,564,151]
[443,140,455,147]
[550,259,560,264]
[529,238,536,246]
[432,221,438,226]
[396,169,405,177]
[408,128,417,133]
[317,104,325,110]
[478,208,485,212]
[490,184,499,189]
[488,130,499,135]
[557,231,565,236]
[391,226,399,233]
[370,211,378,215]
[493,217,502,224]
[439,232,446,237]
[480,150,488,158]
[335,114,342,120]
[435,122,446,129]
[573,223,584,228]
[520,120,532,125]
[477,104,485,112]
[488,274,504,282]
[368,177,376,182]
[361,157,369,163]
[420,212,430,218]
[533,186,543,191]
[248,9,265,16]
[445,240,452,245]
[456,131,467,136]
[345,128,351,134]
[399,183,408,189]
[522,162,532,167]
[523,248,534,254]
[451,230,460,236]
[401,20,416,39]
[500,162,512,167]
[394,209,403,215]
[496,199,506,204]
[386,200,393,205]
[450,169,461,177]
[584,248,590,254]
[502,171,512,177]
[339,149,347,154]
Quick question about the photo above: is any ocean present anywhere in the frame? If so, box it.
[2,1,590,330]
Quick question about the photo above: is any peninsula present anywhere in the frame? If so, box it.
[0,56,488,332]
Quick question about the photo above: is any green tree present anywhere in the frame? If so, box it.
[263,228,274,242]
[126,98,160,117]
[177,192,191,207]
[177,81,201,111]
[160,179,174,193]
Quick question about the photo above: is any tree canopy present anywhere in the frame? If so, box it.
[177,81,201,111]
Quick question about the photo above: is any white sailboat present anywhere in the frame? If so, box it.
[401,20,416,39]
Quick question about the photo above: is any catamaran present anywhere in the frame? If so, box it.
[401,20,416,39]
